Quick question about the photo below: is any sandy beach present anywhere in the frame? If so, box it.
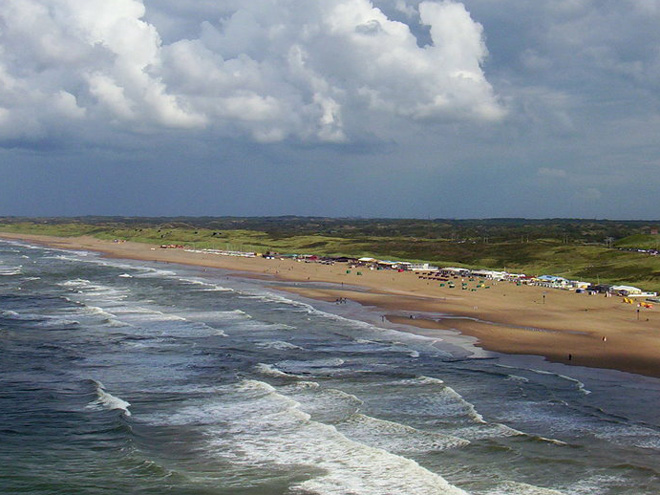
[2,232,659,378]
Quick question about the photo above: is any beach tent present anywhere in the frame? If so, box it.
[470,270,507,280]
[611,285,643,296]
[570,281,592,290]
[537,275,569,287]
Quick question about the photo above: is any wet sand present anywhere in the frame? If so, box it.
[2,232,659,378]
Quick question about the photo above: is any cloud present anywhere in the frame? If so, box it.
[538,167,567,178]
[394,0,419,17]
[525,1,660,88]
[581,187,602,201]
[0,0,504,146]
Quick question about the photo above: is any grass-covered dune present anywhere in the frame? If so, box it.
[2,216,660,292]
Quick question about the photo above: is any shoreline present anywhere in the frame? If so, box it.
[2,232,660,378]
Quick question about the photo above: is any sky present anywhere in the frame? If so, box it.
[1,0,659,219]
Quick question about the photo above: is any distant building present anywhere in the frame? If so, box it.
[471,270,508,280]
[405,263,439,271]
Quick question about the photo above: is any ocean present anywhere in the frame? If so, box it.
[1,240,660,495]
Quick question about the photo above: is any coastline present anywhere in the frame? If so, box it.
[2,232,659,378]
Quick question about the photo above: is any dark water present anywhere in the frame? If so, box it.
[1,240,659,494]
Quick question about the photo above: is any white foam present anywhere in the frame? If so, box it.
[280,384,363,423]
[106,318,130,328]
[177,277,234,292]
[273,358,347,377]
[87,380,131,417]
[338,413,470,454]
[120,309,229,337]
[291,381,321,390]
[531,369,592,395]
[134,268,178,278]
[76,298,226,337]
[236,287,456,359]
[83,305,117,320]
[68,255,172,278]
[440,385,486,424]
[0,265,22,275]
[567,474,628,495]
[397,375,446,386]
[594,423,660,449]
[371,376,528,442]
[557,374,591,395]
[255,363,301,379]
[534,435,568,446]
[118,273,133,278]
[59,279,131,303]
[291,441,468,495]
[200,286,234,292]
[119,308,188,322]
[60,278,92,288]
[176,309,252,322]
[255,340,305,351]
[84,287,129,299]
[506,374,530,383]
[223,320,295,335]
[36,318,80,328]
[484,481,566,495]
[204,379,469,495]
[212,309,252,319]
[238,290,383,332]
[279,358,345,369]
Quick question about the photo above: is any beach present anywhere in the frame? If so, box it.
[2,232,659,378]
[3,233,660,494]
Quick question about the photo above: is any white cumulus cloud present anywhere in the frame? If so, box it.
[0,0,504,145]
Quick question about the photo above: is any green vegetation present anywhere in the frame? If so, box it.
[2,216,660,291]
[614,234,660,250]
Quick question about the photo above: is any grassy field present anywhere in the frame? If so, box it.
[614,234,660,250]
[2,218,660,292]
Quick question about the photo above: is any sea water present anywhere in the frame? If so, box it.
[1,240,659,495]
